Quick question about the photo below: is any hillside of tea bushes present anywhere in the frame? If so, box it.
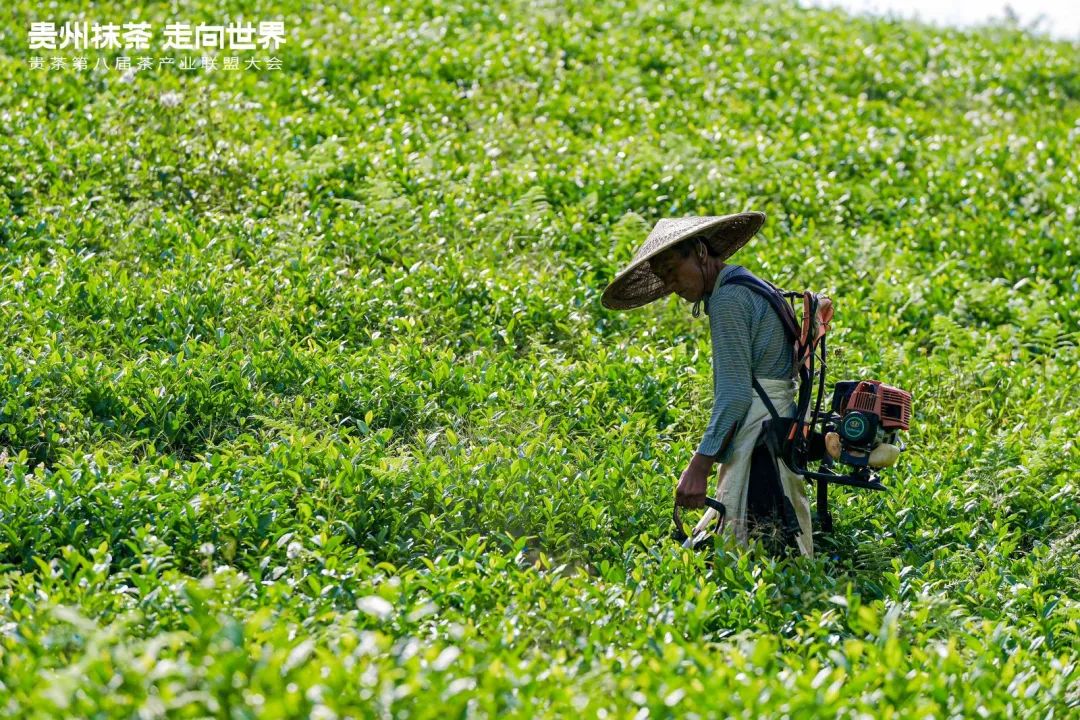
[1,0,1078,716]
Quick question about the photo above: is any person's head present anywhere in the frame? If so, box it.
[647,236,723,302]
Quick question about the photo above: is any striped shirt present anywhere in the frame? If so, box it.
[697,264,795,462]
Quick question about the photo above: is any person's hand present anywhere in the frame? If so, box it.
[675,452,716,508]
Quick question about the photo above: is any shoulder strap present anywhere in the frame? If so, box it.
[727,274,838,536]
[722,274,800,346]
[726,274,806,461]
[723,274,801,383]
[752,376,783,423]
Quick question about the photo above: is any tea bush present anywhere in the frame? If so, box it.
[1,0,1078,717]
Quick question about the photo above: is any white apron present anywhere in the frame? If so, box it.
[689,376,815,558]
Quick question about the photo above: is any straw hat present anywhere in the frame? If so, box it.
[601,211,766,310]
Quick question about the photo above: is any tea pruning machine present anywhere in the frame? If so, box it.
[673,278,913,550]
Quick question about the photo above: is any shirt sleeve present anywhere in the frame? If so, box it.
[696,288,755,462]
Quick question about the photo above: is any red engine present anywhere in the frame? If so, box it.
[827,380,913,468]
[841,380,912,431]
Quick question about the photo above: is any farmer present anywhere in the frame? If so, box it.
[601,212,814,557]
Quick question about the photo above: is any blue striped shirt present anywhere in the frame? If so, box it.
[697,264,795,462]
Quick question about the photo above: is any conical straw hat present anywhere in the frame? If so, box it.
[601,211,766,310]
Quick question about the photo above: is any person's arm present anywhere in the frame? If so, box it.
[696,288,755,463]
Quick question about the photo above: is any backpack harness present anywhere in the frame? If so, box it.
[722,275,839,532]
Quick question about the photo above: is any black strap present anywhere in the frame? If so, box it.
[723,274,800,346]
[730,274,821,471]
[720,272,838,536]
[752,374,799,476]
[720,272,800,422]
[751,376,783,425]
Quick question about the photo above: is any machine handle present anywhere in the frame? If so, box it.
[672,496,727,549]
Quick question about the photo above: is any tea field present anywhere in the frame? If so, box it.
[1,0,1078,716]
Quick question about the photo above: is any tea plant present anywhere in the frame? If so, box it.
[0,0,1077,717]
